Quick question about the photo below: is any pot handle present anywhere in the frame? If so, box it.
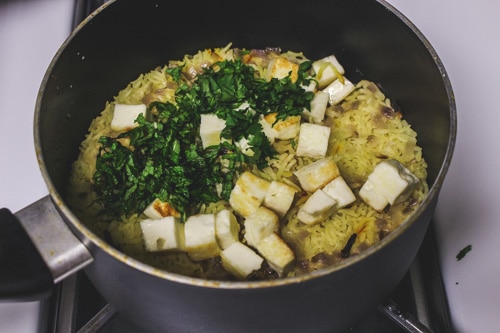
[0,196,94,301]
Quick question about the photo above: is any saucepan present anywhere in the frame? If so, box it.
[0,0,456,331]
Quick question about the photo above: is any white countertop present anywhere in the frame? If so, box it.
[1,1,499,332]
[386,1,500,332]
[0,1,73,332]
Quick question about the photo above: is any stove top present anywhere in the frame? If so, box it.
[4,0,500,331]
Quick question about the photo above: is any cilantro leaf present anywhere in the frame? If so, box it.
[93,56,313,220]
[456,244,472,261]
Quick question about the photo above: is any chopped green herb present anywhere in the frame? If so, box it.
[456,244,472,261]
[165,66,183,83]
[93,58,313,220]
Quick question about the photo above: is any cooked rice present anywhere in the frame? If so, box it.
[67,47,428,280]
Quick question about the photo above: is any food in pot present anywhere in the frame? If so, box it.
[67,45,428,281]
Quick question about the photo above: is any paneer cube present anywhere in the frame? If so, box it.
[140,216,185,252]
[215,209,240,250]
[263,181,298,217]
[303,91,329,123]
[244,207,280,248]
[184,214,221,261]
[312,55,345,89]
[266,56,299,83]
[229,171,271,217]
[322,77,355,105]
[143,198,180,219]
[297,189,338,225]
[259,115,276,143]
[110,103,147,132]
[301,79,318,93]
[235,136,255,156]
[359,179,389,211]
[221,242,264,280]
[116,137,131,148]
[295,123,331,158]
[294,157,340,192]
[263,113,301,140]
[365,159,420,205]
[199,113,227,148]
[256,233,295,277]
[322,176,356,209]
[235,101,253,113]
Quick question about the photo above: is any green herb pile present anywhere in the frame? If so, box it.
[93,58,314,220]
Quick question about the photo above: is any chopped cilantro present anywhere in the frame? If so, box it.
[93,58,313,220]
[165,66,183,83]
[456,244,472,261]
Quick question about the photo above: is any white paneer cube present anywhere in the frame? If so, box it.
[235,101,252,113]
[256,233,295,277]
[215,209,240,250]
[322,177,356,209]
[244,206,280,248]
[266,56,299,82]
[294,157,340,192]
[263,113,301,140]
[184,214,221,261]
[229,171,271,218]
[300,79,318,93]
[259,115,276,143]
[303,91,329,123]
[322,77,355,105]
[312,55,345,88]
[263,181,298,217]
[143,198,180,219]
[199,113,227,148]
[140,216,184,252]
[366,159,420,205]
[295,123,331,158]
[359,178,389,211]
[110,103,147,132]
[297,189,338,225]
[235,136,255,156]
[215,183,223,197]
[221,242,264,280]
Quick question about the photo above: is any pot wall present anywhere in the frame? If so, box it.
[78,196,435,332]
